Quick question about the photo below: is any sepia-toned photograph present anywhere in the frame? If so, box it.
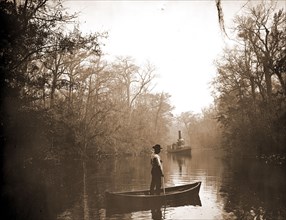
[1,0,286,219]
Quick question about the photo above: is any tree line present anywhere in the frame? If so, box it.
[2,0,284,163]
[1,0,176,161]
[212,1,286,160]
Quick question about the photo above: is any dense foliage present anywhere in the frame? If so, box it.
[4,0,283,164]
[213,2,286,159]
[0,0,175,162]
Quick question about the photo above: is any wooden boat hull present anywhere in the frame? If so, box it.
[105,182,201,213]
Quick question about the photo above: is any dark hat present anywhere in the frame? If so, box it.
[152,144,162,150]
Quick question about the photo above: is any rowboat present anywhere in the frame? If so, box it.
[105,181,201,213]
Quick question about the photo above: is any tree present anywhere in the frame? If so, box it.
[178,111,198,146]
[0,0,106,160]
[213,2,286,156]
[235,2,286,100]
[1,0,71,102]
[131,92,174,149]
[111,57,155,122]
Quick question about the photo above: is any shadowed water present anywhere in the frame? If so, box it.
[3,149,286,219]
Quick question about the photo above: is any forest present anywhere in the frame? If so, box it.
[0,0,285,165]
[213,1,286,163]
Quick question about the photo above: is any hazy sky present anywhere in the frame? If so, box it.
[63,0,285,114]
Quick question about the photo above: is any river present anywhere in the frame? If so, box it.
[4,148,286,219]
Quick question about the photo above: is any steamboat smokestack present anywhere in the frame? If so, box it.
[178,130,182,139]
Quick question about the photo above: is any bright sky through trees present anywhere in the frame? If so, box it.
[63,0,285,114]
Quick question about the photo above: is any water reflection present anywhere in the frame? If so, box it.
[167,153,192,176]
[105,191,202,217]
[4,148,285,219]
[219,156,286,219]
[106,197,203,220]
[151,206,162,220]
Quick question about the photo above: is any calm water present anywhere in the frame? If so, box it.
[4,149,286,219]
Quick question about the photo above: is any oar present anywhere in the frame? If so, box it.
[162,176,165,195]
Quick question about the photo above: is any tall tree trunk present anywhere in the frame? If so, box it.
[276,72,286,96]
[50,71,57,107]
[250,76,256,101]
[264,69,272,100]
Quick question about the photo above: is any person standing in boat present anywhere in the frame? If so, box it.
[150,144,164,195]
